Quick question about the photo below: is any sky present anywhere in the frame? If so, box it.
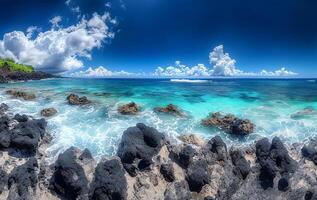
[0,0,317,77]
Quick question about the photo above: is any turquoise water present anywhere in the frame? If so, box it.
[1,78,317,161]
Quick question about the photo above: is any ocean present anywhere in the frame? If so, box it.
[1,78,317,161]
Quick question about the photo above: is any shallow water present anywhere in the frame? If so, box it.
[1,78,317,161]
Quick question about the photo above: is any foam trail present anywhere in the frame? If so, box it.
[170,79,209,83]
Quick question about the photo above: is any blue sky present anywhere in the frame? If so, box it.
[0,0,316,77]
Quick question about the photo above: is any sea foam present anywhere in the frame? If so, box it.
[170,79,209,83]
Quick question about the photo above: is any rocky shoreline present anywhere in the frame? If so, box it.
[1,103,317,200]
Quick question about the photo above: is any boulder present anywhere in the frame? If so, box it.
[67,94,91,105]
[202,112,254,135]
[160,162,175,182]
[7,158,38,200]
[154,104,183,116]
[0,103,9,114]
[302,139,317,165]
[278,177,289,191]
[10,118,47,154]
[89,158,127,200]
[0,130,11,148]
[117,123,165,176]
[50,147,90,199]
[40,108,57,117]
[178,145,196,168]
[230,149,250,180]
[0,169,8,194]
[207,135,228,161]
[164,181,191,200]
[186,160,210,192]
[6,90,36,100]
[117,102,140,115]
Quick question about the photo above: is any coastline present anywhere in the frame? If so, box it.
[0,105,317,199]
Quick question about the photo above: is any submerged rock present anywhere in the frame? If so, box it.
[154,104,184,117]
[117,102,140,115]
[40,108,57,117]
[67,93,91,105]
[117,123,165,176]
[89,158,127,200]
[6,90,36,100]
[291,107,316,119]
[202,112,254,135]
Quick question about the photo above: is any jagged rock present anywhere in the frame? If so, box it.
[230,149,250,180]
[50,147,90,199]
[186,160,210,192]
[164,181,191,200]
[0,130,11,148]
[13,114,28,122]
[0,103,9,114]
[154,104,183,116]
[178,145,196,168]
[117,123,165,176]
[89,158,127,200]
[207,135,228,161]
[7,158,38,200]
[302,139,317,165]
[160,162,175,182]
[6,90,36,100]
[67,94,91,105]
[10,117,47,154]
[117,102,140,115]
[278,177,289,191]
[255,137,296,190]
[40,108,57,117]
[0,169,8,194]
[177,134,205,147]
[202,112,254,135]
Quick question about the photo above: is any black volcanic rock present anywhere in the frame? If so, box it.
[186,160,210,192]
[230,149,250,180]
[302,139,317,165]
[207,135,228,161]
[164,181,191,200]
[50,147,89,199]
[0,169,8,194]
[7,158,38,200]
[89,158,127,200]
[0,103,8,115]
[160,162,175,182]
[117,123,165,176]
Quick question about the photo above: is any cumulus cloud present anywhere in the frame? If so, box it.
[70,66,133,77]
[154,61,210,77]
[0,12,115,73]
[153,45,297,77]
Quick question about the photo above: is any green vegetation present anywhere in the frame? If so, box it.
[0,57,34,73]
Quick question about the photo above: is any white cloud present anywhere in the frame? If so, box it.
[70,66,133,77]
[65,0,71,6]
[71,6,80,13]
[49,16,62,29]
[260,67,297,76]
[0,12,115,73]
[153,45,298,77]
[154,61,210,77]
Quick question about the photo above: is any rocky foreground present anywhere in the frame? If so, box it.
[1,104,317,200]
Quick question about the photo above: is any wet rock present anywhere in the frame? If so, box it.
[154,104,183,116]
[207,135,228,161]
[291,107,316,119]
[40,107,57,117]
[177,134,205,147]
[0,115,10,131]
[164,181,191,200]
[0,103,9,114]
[7,158,38,200]
[6,90,36,100]
[117,123,165,176]
[160,162,175,182]
[202,112,254,135]
[89,158,127,200]
[10,118,47,154]
[13,114,28,122]
[230,149,250,180]
[50,147,89,199]
[67,93,91,105]
[117,102,140,115]
[302,139,317,165]
[186,160,209,192]
[0,169,8,194]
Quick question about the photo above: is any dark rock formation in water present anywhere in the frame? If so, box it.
[154,104,184,116]
[202,112,255,135]
[40,108,58,117]
[117,102,140,115]
[0,106,317,200]
[6,90,36,100]
[67,93,91,105]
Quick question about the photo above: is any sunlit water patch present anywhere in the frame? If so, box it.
[1,78,317,161]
